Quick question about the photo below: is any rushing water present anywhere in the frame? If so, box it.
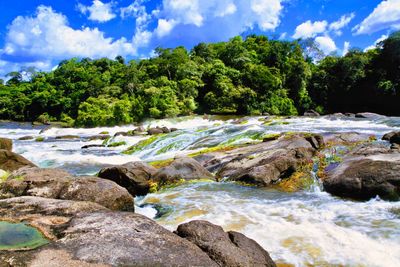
[2,115,400,266]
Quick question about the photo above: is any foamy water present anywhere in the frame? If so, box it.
[2,115,400,266]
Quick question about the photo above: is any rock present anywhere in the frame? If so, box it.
[86,135,111,141]
[55,135,80,140]
[0,138,12,151]
[170,127,178,132]
[345,113,355,117]
[114,131,128,137]
[161,126,171,133]
[59,176,135,211]
[382,131,400,145]
[81,144,105,149]
[153,156,214,185]
[0,197,218,267]
[305,134,324,150]
[0,150,36,172]
[18,136,34,141]
[215,134,318,186]
[134,126,146,132]
[355,112,385,119]
[0,167,135,211]
[148,127,164,135]
[176,220,276,267]
[324,132,371,145]
[323,152,400,201]
[303,109,320,117]
[98,161,157,196]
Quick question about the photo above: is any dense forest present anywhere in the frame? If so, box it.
[0,32,399,127]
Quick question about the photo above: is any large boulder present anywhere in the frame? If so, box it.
[176,220,276,267]
[355,112,385,119]
[0,167,135,211]
[303,110,320,117]
[0,197,218,267]
[323,151,400,201]
[214,134,318,186]
[98,161,157,196]
[153,156,214,185]
[0,149,36,172]
[382,131,400,145]
[0,138,12,151]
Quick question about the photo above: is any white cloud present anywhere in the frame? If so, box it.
[2,5,136,60]
[155,0,284,37]
[77,0,116,23]
[353,0,400,35]
[329,13,355,36]
[364,34,388,51]
[293,20,328,39]
[279,32,287,40]
[155,19,177,37]
[342,41,350,56]
[315,36,337,55]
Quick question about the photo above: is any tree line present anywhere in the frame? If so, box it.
[0,32,399,127]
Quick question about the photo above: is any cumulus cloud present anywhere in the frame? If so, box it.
[315,36,337,55]
[293,20,328,39]
[353,0,400,35]
[2,5,136,61]
[364,34,388,51]
[77,0,116,23]
[329,13,355,35]
[155,19,177,37]
[154,0,284,36]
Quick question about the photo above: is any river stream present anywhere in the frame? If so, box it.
[2,115,400,266]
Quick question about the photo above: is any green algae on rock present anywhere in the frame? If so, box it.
[0,221,49,250]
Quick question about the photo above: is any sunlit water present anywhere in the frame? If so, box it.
[1,115,400,266]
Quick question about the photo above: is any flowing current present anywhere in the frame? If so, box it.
[2,115,400,266]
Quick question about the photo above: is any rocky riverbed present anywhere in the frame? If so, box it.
[0,115,400,266]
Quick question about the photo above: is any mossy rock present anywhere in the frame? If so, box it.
[122,135,165,155]
[107,141,127,148]
[35,137,45,142]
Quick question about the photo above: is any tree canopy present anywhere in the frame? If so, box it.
[0,32,399,127]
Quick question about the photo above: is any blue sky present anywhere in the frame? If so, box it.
[1,0,400,77]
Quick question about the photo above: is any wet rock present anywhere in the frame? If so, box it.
[170,127,178,132]
[55,135,80,140]
[114,131,128,137]
[355,112,385,119]
[134,126,146,132]
[323,152,400,201]
[148,127,164,135]
[0,138,12,151]
[0,167,135,211]
[216,134,317,186]
[0,150,36,172]
[161,126,171,133]
[98,161,157,196]
[18,136,34,141]
[153,156,214,185]
[81,144,105,149]
[0,197,217,267]
[86,134,111,141]
[303,110,320,117]
[176,220,276,267]
[382,131,400,145]
[324,132,371,145]
[345,113,355,117]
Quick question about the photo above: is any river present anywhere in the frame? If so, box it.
[2,115,400,266]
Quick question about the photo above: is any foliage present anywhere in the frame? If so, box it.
[1,32,400,127]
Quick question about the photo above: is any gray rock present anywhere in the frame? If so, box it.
[153,156,214,185]
[0,167,135,211]
[98,161,157,196]
[382,131,400,145]
[176,220,276,267]
[323,152,400,201]
[148,127,164,135]
[0,197,218,267]
[0,149,36,172]
[303,110,320,117]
